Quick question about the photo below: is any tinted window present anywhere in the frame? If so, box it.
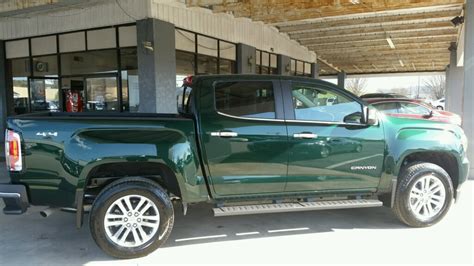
[372,102,399,113]
[215,81,275,119]
[292,85,362,123]
[399,102,430,115]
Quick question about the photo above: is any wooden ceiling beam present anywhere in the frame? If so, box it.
[309,39,452,50]
[279,10,460,34]
[205,0,464,23]
[290,22,455,40]
[301,32,457,46]
[315,41,451,54]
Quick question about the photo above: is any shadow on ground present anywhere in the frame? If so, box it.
[0,199,407,264]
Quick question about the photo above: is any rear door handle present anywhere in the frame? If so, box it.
[293,132,318,139]
[210,131,239,138]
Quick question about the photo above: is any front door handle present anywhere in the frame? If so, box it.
[293,132,318,139]
[210,131,239,138]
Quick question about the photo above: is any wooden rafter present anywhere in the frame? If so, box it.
[186,0,464,75]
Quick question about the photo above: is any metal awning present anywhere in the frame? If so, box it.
[187,0,464,75]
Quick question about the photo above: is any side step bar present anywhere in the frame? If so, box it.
[213,199,382,217]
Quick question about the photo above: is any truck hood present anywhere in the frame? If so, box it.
[380,113,467,145]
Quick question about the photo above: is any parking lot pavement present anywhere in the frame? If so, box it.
[0,180,472,265]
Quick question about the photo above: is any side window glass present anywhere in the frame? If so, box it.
[399,103,430,115]
[373,102,399,113]
[215,81,276,119]
[291,85,362,123]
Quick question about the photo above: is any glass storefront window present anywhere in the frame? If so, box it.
[261,51,270,74]
[31,36,57,56]
[176,50,195,88]
[120,48,138,112]
[220,41,236,61]
[197,54,218,74]
[290,59,296,75]
[256,50,261,74]
[175,29,196,53]
[30,79,59,112]
[296,61,304,76]
[270,54,278,74]
[197,35,218,57]
[12,77,29,114]
[256,50,277,74]
[33,55,58,77]
[86,77,118,112]
[304,62,312,77]
[6,24,137,115]
[9,58,30,114]
[219,59,236,74]
[119,25,137,47]
[61,49,118,75]
[61,77,85,112]
[87,28,116,50]
[59,31,86,53]
[6,39,29,59]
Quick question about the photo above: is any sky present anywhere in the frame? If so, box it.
[322,72,445,97]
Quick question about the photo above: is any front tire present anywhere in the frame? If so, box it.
[393,162,453,227]
[90,178,174,259]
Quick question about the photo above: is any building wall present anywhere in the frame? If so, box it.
[0,0,316,62]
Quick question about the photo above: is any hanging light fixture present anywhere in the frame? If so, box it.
[386,34,395,49]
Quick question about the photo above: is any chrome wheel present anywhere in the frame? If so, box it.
[104,195,160,248]
[409,174,446,221]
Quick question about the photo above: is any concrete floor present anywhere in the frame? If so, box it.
[0,180,472,265]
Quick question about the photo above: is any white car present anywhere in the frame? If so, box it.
[432,98,445,110]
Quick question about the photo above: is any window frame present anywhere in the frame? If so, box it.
[212,79,285,121]
[282,80,367,125]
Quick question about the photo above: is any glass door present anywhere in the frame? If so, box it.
[85,76,118,112]
[29,78,60,112]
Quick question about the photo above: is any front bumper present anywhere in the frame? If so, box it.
[0,184,29,214]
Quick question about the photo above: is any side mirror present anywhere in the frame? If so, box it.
[365,107,379,126]
[423,110,434,118]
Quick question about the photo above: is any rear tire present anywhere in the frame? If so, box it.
[393,162,453,227]
[90,177,174,259]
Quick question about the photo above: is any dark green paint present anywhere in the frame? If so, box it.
[5,75,469,208]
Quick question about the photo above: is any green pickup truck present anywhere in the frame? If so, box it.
[1,75,469,258]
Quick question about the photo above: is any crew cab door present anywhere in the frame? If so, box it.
[283,80,385,192]
[198,79,288,197]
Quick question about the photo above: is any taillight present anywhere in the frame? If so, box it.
[5,129,22,172]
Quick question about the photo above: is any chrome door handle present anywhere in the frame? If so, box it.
[210,131,239,138]
[293,132,317,139]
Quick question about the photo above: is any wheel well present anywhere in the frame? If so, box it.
[401,152,459,189]
[83,162,181,202]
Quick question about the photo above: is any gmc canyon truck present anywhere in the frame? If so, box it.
[1,75,469,258]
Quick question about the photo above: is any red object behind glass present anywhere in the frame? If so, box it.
[65,90,83,112]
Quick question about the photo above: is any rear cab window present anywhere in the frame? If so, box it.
[215,81,276,119]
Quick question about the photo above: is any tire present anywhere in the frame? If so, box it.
[393,162,453,227]
[89,177,174,259]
